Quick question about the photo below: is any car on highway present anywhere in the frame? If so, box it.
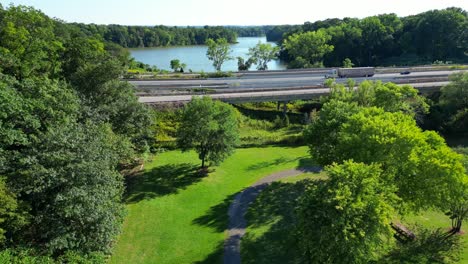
[400,70,411,75]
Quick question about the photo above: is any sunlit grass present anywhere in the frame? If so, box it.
[110,146,311,264]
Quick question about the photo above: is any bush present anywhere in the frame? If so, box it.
[0,249,106,264]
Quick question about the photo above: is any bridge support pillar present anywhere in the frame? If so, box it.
[282,101,288,118]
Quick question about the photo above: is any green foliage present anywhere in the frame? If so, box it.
[169,59,186,72]
[0,178,23,245]
[0,4,155,260]
[342,58,354,67]
[273,115,290,128]
[307,100,467,211]
[206,38,233,71]
[381,227,461,263]
[327,80,429,119]
[0,5,63,79]
[247,42,280,70]
[273,8,467,67]
[170,59,181,72]
[304,99,360,165]
[0,248,106,264]
[298,161,397,263]
[237,56,255,71]
[61,36,108,81]
[205,71,234,78]
[77,79,154,153]
[74,24,237,48]
[336,108,466,211]
[439,72,468,133]
[0,75,80,152]
[177,97,239,168]
[8,122,127,254]
[283,30,334,68]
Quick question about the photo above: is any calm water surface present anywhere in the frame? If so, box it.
[129,37,286,72]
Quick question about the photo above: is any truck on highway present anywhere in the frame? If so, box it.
[325,67,375,78]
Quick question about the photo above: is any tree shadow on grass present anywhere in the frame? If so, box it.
[193,241,224,264]
[124,163,204,203]
[246,157,291,171]
[241,181,315,264]
[233,105,304,124]
[192,193,238,233]
[296,156,321,170]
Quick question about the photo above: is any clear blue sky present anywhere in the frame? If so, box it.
[1,0,467,26]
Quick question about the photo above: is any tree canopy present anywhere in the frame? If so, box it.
[247,42,280,70]
[298,161,397,263]
[269,7,467,67]
[206,38,233,71]
[177,97,239,168]
[283,30,334,68]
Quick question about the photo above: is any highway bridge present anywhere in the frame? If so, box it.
[131,68,466,104]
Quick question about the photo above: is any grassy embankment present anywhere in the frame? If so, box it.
[154,101,315,149]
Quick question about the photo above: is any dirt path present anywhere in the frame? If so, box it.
[223,167,321,264]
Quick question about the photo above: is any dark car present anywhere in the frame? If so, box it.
[400,70,411,75]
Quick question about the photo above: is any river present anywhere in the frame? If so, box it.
[128,37,287,72]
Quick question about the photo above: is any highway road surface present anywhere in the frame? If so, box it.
[131,69,466,104]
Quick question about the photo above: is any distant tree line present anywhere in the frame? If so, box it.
[266,7,468,67]
[73,23,238,48]
[225,25,274,37]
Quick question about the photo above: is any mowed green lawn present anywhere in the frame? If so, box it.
[110,146,311,264]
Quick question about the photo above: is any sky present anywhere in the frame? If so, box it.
[1,0,467,26]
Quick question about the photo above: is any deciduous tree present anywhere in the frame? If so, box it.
[247,42,279,70]
[298,161,397,263]
[283,30,334,68]
[177,97,239,168]
[206,38,232,71]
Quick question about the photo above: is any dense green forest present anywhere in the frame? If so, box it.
[74,23,237,47]
[266,7,468,67]
[0,4,154,262]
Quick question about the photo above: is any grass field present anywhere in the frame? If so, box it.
[110,138,467,263]
[110,146,312,264]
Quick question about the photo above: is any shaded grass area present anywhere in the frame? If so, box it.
[125,163,202,203]
[241,173,467,263]
[403,212,468,262]
[241,173,323,264]
[235,105,307,147]
[110,146,311,264]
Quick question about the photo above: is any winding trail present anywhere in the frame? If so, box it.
[223,167,321,264]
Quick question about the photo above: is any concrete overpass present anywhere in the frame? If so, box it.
[132,68,465,104]
[138,82,448,104]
